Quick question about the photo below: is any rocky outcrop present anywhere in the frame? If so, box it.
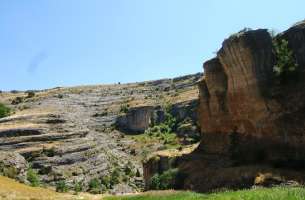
[116,99,200,140]
[0,151,28,183]
[116,106,155,133]
[143,146,197,190]
[181,20,305,192]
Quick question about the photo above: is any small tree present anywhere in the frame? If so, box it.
[273,39,298,83]
[88,178,101,194]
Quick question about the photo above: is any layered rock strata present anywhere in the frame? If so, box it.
[181,20,305,192]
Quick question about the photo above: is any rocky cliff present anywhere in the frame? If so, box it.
[185,20,305,191]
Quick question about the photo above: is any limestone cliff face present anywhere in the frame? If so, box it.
[198,29,277,158]
[191,20,305,191]
[198,23,305,160]
[116,106,155,133]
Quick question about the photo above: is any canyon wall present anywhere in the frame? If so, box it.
[180,20,305,192]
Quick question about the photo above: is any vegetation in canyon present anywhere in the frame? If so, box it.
[1,175,305,200]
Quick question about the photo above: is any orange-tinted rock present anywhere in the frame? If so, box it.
[188,22,305,192]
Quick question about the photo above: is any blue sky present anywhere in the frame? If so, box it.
[1,0,304,90]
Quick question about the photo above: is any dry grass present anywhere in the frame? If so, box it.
[148,143,199,158]
[165,88,198,103]
[0,176,70,200]
[0,176,104,200]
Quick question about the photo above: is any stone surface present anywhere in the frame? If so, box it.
[0,73,201,193]
[187,21,305,192]
[116,99,200,140]
[0,151,28,183]
[116,106,155,133]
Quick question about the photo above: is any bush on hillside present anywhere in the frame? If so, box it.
[73,181,83,194]
[120,104,129,113]
[56,180,68,193]
[0,103,11,118]
[27,168,40,187]
[26,91,35,98]
[88,178,102,194]
[150,168,179,190]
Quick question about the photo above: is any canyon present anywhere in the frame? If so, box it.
[187,19,305,192]
[1,19,305,195]
[143,19,305,192]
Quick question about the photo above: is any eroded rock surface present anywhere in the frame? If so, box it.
[187,20,305,192]
[116,106,155,133]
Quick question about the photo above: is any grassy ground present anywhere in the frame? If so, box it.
[104,191,204,200]
[104,187,305,200]
[1,175,305,200]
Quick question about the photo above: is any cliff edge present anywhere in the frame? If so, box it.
[181,20,305,192]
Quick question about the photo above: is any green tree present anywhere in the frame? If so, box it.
[273,39,298,83]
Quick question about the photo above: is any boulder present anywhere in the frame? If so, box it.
[0,151,28,183]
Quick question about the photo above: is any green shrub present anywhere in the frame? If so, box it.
[110,168,121,185]
[73,181,83,194]
[124,161,135,177]
[101,175,111,189]
[0,103,11,118]
[120,104,129,113]
[273,39,298,82]
[56,180,68,193]
[26,91,35,98]
[11,96,24,105]
[88,178,102,194]
[150,168,179,190]
[27,168,40,187]
[150,173,161,190]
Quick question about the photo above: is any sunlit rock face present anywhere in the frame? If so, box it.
[198,29,276,159]
[187,21,305,192]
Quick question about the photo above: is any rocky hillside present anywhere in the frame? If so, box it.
[0,73,201,194]
[183,20,305,192]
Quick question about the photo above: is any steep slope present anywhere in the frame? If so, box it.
[0,73,201,194]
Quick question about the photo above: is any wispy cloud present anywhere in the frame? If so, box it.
[27,51,48,74]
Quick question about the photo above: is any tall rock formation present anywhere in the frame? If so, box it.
[183,20,305,192]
